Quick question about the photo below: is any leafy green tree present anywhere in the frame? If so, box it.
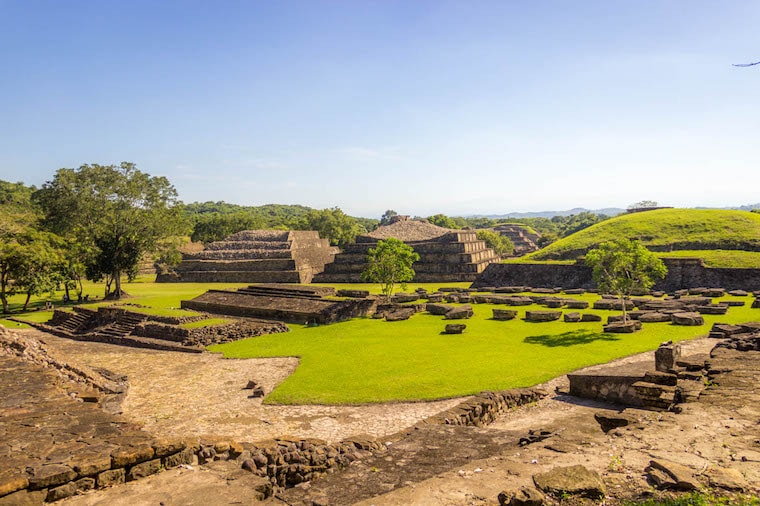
[379,209,398,226]
[476,230,514,257]
[191,212,265,244]
[34,162,189,299]
[361,238,420,298]
[296,207,363,249]
[584,239,667,322]
[426,214,460,229]
[14,230,67,310]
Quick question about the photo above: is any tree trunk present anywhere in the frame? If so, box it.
[64,283,70,302]
[619,293,627,322]
[23,292,32,311]
[0,294,7,314]
[113,269,122,299]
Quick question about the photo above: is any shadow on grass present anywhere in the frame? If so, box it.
[524,330,620,347]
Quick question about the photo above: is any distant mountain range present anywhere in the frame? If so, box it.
[472,204,760,220]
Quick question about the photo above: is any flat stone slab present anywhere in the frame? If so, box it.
[532,465,606,499]
[444,305,473,320]
[444,324,466,334]
[671,312,705,326]
[492,309,518,321]
[525,311,561,322]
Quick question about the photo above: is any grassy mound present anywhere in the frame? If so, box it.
[524,209,760,261]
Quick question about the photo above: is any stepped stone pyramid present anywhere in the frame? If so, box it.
[315,216,498,283]
[492,224,541,256]
[157,230,335,284]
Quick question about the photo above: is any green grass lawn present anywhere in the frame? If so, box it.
[210,292,760,405]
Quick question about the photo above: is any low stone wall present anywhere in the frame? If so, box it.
[474,258,760,292]
[134,320,289,347]
[567,364,650,406]
[426,388,547,426]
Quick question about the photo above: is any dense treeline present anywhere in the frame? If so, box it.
[1,171,611,313]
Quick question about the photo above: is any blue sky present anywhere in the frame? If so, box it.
[1,1,758,218]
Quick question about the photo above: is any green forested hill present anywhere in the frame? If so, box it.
[525,208,760,261]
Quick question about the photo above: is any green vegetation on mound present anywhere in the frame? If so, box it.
[525,209,760,261]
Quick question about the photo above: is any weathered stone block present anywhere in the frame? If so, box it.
[46,482,78,502]
[492,309,518,321]
[27,464,77,490]
[111,445,155,468]
[72,454,112,477]
[127,458,162,481]
[655,341,681,372]
[533,464,606,499]
[639,312,671,323]
[603,321,641,333]
[0,489,47,506]
[498,486,545,505]
[152,438,187,458]
[74,477,96,493]
[671,312,704,326]
[0,476,28,497]
[97,468,125,488]
[426,303,453,315]
[444,324,466,334]
[444,305,473,320]
[163,447,196,468]
[525,311,561,322]
[581,313,602,322]
[697,304,728,315]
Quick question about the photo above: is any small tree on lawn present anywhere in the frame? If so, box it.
[584,239,667,322]
[361,238,420,298]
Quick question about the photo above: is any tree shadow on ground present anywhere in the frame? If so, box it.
[524,330,620,347]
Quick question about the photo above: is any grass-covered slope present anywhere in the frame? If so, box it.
[524,209,760,261]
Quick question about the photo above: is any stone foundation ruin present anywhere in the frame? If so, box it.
[315,216,498,282]
[157,230,335,284]
[27,306,287,352]
[181,284,376,324]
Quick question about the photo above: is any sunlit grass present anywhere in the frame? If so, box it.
[211,293,760,405]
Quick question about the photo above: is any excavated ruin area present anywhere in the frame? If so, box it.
[3,326,759,505]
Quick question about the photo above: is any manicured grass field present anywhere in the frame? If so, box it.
[211,292,760,405]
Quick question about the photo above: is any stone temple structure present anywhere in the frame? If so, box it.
[315,216,498,283]
[492,224,541,256]
[157,230,334,284]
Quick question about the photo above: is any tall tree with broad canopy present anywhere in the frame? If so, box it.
[34,163,189,299]
[584,239,667,322]
[361,238,420,298]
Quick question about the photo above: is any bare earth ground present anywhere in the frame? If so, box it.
[21,331,755,505]
[32,330,465,444]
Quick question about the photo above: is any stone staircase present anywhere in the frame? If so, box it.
[29,307,204,353]
[492,224,541,256]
